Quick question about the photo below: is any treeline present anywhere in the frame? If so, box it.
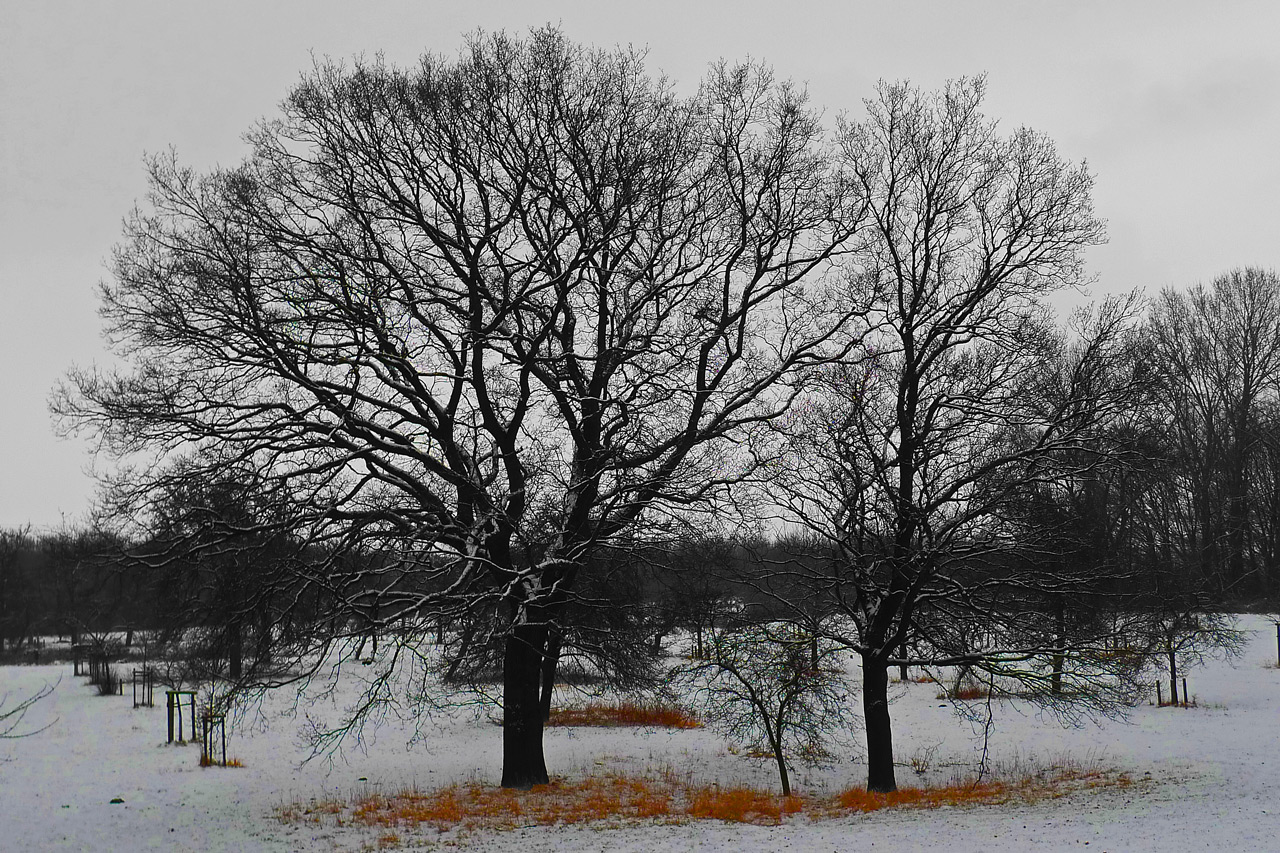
[1022,269,1280,607]
[0,527,137,651]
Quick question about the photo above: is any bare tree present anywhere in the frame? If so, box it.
[1145,268,1280,597]
[674,618,855,796]
[767,77,1129,792]
[55,29,862,787]
[1137,587,1243,706]
[0,679,57,743]
[98,453,312,684]
[1250,401,1280,597]
[0,526,34,653]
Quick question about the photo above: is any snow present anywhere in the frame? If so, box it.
[2,616,1279,852]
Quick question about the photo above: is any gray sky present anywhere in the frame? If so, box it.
[3,0,1279,530]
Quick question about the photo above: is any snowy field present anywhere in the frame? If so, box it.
[2,616,1279,852]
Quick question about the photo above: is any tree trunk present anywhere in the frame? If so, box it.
[862,656,897,792]
[539,627,562,721]
[1168,649,1179,706]
[1050,594,1066,695]
[228,617,243,680]
[444,624,476,683]
[502,622,550,789]
[773,739,792,797]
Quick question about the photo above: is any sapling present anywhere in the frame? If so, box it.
[673,620,856,796]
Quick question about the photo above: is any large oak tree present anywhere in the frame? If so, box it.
[57,29,862,787]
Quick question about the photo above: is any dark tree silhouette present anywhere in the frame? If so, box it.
[1145,268,1280,598]
[767,78,1137,792]
[55,29,863,787]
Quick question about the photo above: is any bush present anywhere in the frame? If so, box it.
[94,664,120,696]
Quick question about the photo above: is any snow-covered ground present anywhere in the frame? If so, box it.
[2,616,1279,852]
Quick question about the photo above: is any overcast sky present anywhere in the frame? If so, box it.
[3,0,1279,530]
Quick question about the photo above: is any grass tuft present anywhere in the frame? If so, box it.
[545,701,702,729]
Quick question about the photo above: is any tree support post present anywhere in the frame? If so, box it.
[132,667,155,708]
[200,710,226,767]
[166,690,196,743]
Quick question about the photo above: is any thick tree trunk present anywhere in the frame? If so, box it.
[502,622,550,789]
[862,656,897,792]
[1168,649,1179,706]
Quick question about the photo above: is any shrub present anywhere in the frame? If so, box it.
[95,664,120,696]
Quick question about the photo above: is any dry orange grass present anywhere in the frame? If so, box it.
[936,684,989,701]
[198,755,244,768]
[687,786,804,824]
[835,779,1011,812]
[346,776,679,832]
[545,701,702,729]
[278,764,1135,843]
[830,765,1131,815]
